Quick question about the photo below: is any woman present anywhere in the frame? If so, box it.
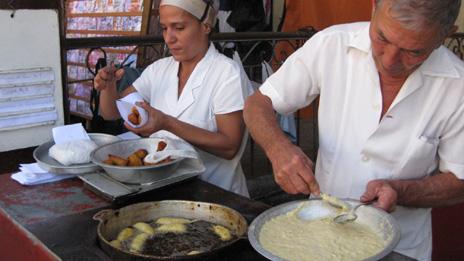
[94,0,252,197]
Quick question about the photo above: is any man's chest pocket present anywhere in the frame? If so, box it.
[393,136,439,179]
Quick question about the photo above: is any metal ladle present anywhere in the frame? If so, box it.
[333,201,373,224]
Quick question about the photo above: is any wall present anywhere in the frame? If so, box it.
[0,10,65,151]
[456,4,464,32]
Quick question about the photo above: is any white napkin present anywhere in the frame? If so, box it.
[11,163,76,186]
[144,149,199,164]
[146,132,201,164]
[49,123,97,166]
[117,131,140,140]
[52,123,90,144]
[116,92,148,128]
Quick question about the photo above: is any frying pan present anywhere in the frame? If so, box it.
[93,200,248,260]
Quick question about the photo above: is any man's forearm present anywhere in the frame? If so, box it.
[243,92,293,158]
[388,172,464,208]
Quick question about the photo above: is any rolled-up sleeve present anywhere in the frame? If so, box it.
[259,35,323,115]
[438,99,464,179]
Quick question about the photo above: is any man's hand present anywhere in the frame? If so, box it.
[124,101,169,137]
[94,64,125,91]
[361,180,397,212]
[269,142,319,195]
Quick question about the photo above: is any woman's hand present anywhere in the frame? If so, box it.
[94,64,125,91]
[124,101,170,137]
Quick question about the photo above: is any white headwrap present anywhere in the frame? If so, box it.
[160,0,219,27]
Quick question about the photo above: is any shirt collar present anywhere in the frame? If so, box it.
[348,23,371,53]
[348,23,460,79]
[419,47,460,78]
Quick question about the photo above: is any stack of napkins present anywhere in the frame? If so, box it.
[11,163,76,186]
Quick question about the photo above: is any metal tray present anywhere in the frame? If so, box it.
[248,199,401,261]
[33,133,121,174]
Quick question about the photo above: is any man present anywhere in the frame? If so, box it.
[243,0,464,260]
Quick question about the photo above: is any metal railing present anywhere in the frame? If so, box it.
[62,30,464,177]
[445,32,464,60]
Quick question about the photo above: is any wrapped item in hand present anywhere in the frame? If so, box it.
[116,92,148,128]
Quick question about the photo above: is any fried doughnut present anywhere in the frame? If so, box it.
[110,240,121,249]
[157,223,187,234]
[130,233,149,253]
[117,227,134,241]
[108,154,128,166]
[133,149,148,159]
[128,106,142,125]
[102,158,114,165]
[133,222,155,236]
[128,112,140,125]
[155,217,191,225]
[156,141,167,151]
[127,153,143,167]
[212,225,232,241]
[131,106,139,116]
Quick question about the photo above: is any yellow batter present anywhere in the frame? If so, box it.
[259,209,386,261]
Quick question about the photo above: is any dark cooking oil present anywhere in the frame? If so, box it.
[121,220,236,257]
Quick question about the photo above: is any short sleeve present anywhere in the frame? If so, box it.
[259,33,324,115]
[132,63,156,102]
[438,100,464,179]
[212,64,248,115]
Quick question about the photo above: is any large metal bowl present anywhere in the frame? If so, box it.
[91,138,184,184]
[33,133,121,174]
[248,199,400,261]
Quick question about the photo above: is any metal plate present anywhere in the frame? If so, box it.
[248,199,401,261]
[33,133,121,174]
[91,138,184,184]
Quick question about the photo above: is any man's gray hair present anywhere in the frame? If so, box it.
[375,0,461,38]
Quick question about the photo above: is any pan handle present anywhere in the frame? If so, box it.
[93,209,114,222]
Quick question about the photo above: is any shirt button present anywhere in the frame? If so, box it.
[361,155,370,162]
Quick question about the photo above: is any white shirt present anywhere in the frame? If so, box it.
[133,44,253,197]
[260,22,464,261]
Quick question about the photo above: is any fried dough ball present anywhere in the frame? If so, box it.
[128,113,140,125]
[128,106,141,125]
[155,217,191,225]
[156,141,167,151]
[110,240,121,249]
[102,158,114,165]
[127,153,143,167]
[134,149,148,159]
[157,223,187,234]
[116,227,134,241]
[130,233,149,253]
[108,154,128,166]
[133,222,155,236]
[212,225,232,241]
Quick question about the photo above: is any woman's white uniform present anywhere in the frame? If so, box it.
[132,43,253,197]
